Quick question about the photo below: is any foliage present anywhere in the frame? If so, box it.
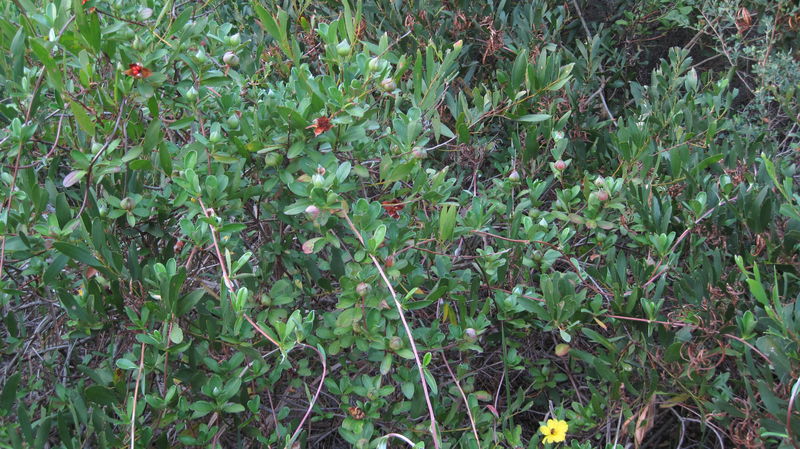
[1,0,799,448]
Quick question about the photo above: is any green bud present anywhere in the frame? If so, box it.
[120,197,135,211]
[380,78,397,92]
[336,40,351,56]
[264,152,283,167]
[222,51,239,66]
[184,86,198,101]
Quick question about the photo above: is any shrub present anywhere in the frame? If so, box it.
[0,0,798,448]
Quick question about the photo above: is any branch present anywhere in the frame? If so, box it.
[340,207,441,449]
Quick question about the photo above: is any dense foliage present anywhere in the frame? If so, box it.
[1,0,800,447]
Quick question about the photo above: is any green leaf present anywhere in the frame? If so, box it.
[115,358,138,370]
[53,242,103,268]
[456,112,470,144]
[0,373,20,414]
[517,114,551,123]
[84,386,117,406]
[143,119,161,152]
[438,204,457,241]
[222,403,245,413]
[159,144,172,174]
[169,325,184,344]
[690,153,723,176]
[68,101,95,137]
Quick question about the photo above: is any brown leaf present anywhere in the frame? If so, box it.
[634,396,657,448]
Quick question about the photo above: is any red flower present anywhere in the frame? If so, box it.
[123,63,152,79]
[307,116,332,136]
[381,200,405,219]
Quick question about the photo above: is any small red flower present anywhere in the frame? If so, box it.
[123,63,152,79]
[307,116,332,136]
[381,200,405,219]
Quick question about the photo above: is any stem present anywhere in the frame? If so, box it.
[340,208,441,449]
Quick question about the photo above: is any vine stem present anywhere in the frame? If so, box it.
[340,208,441,449]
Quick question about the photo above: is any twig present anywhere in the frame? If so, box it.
[625,185,751,296]
[379,433,418,447]
[77,97,129,217]
[698,10,754,95]
[1,15,74,292]
[569,0,616,125]
[441,354,480,446]
[197,198,325,449]
[340,207,441,448]
[129,342,146,449]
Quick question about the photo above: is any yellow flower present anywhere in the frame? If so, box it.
[540,419,568,444]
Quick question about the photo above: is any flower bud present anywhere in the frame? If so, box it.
[412,147,427,159]
[555,343,571,357]
[226,113,239,128]
[305,205,320,219]
[194,48,208,64]
[594,176,605,187]
[389,336,403,350]
[184,86,198,101]
[380,78,397,92]
[227,33,241,47]
[336,40,351,56]
[209,130,222,143]
[311,173,324,188]
[316,165,326,175]
[368,57,382,71]
[508,169,520,182]
[120,197,135,211]
[464,328,477,342]
[554,160,566,171]
[596,190,609,202]
[222,51,239,66]
[356,282,370,297]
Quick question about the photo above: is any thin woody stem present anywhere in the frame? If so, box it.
[340,208,441,449]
